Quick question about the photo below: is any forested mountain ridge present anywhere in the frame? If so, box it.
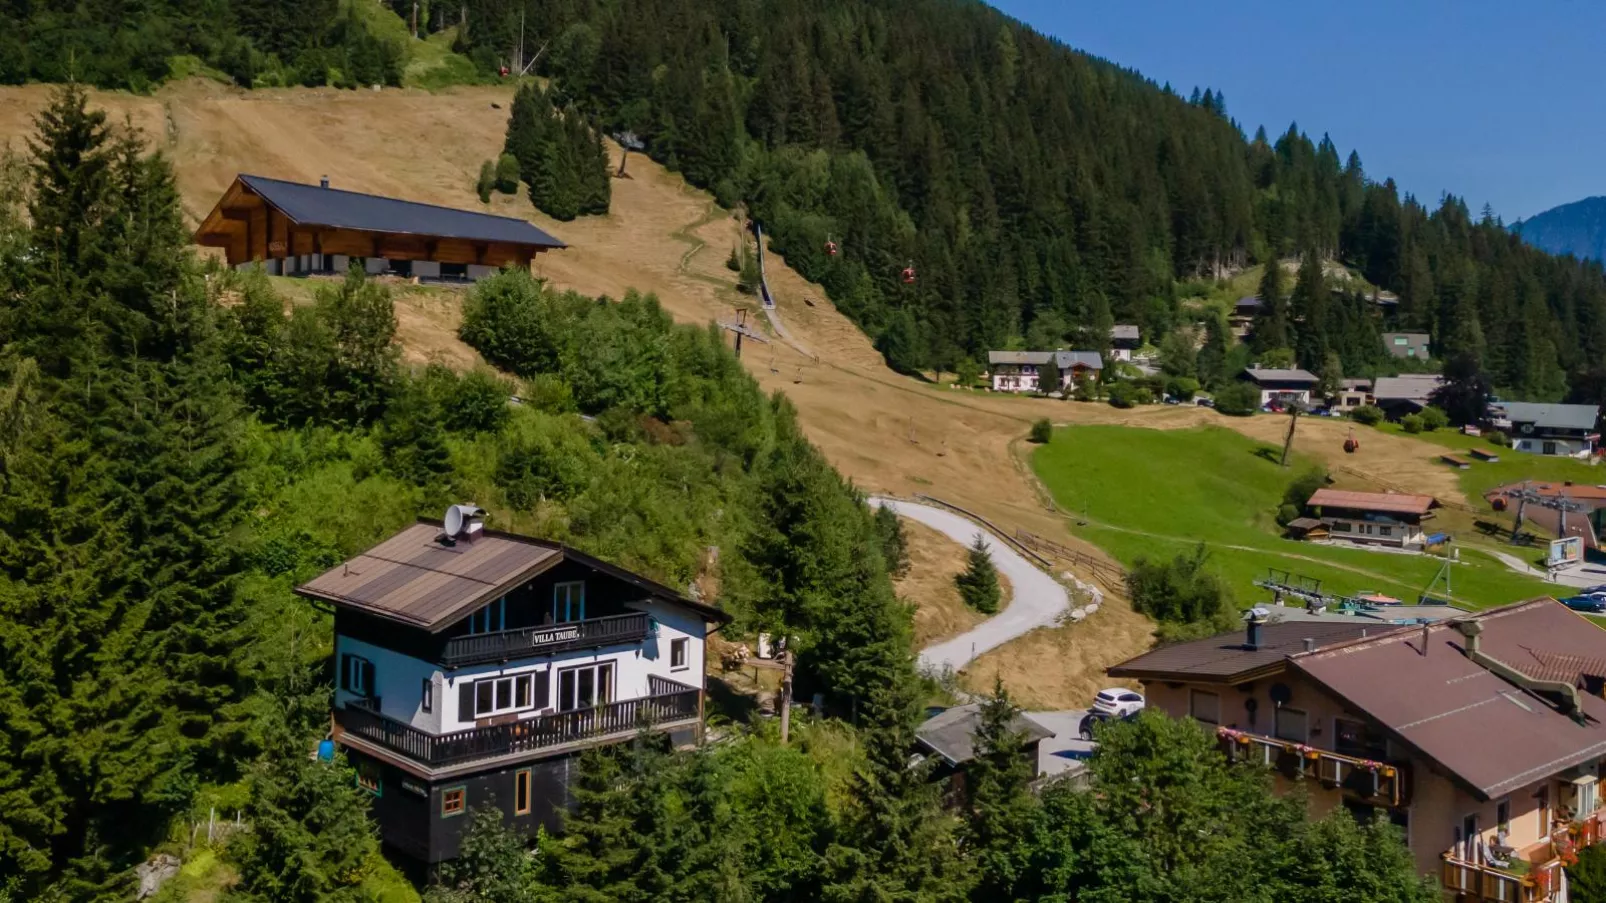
[1515,197,1606,263]
[8,0,1604,402]
[449,0,1606,405]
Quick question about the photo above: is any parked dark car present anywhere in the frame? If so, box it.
[1562,595,1606,614]
[1195,397,1216,408]
[1079,708,1141,741]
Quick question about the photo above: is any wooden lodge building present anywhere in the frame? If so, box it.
[194,174,565,282]
[295,505,727,863]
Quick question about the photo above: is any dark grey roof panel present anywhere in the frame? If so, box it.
[238,174,566,249]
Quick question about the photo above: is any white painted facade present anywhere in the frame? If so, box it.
[333,596,706,737]
[1513,436,1594,459]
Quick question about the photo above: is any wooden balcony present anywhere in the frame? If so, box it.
[1441,810,1606,902]
[1215,727,1408,806]
[338,676,699,770]
[439,612,651,668]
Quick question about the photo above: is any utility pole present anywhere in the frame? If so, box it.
[778,650,794,744]
[1280,404,1303,467]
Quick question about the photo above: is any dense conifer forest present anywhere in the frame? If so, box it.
[455,0,1606,405]
[9,0,1605,401]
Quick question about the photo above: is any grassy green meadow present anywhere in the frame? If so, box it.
[1032,424,1559,610]
[1364,420,1606,501]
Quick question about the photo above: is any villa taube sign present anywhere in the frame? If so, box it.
[530,625,582,647]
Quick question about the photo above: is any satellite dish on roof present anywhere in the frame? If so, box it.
[443,504,485,540]
[1269,683,1293,706]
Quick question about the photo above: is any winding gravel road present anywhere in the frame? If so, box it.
[869,497,1073,673]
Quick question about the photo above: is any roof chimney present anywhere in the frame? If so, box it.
[1302,638,1315,653]
[1244,606,1270,651]
[320,175,330,189]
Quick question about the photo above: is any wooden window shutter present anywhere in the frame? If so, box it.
[458,680,475,721]
[361,660,375,698]
[340,654,353,692]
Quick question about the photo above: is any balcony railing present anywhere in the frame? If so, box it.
[440,612,651,668]
[1216,727,1408,806]
[339,678,700,769]
[1441,810,1606,902]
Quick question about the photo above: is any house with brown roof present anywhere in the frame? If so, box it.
[295,506,728,863]
[1304,488,1441,550]
[1109,599,1606,900]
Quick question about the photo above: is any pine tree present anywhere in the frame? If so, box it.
[956,535,1001,614]
[966,679,1037,902]
[426,807,539,903]
[874,504,910,577]
[1037,356,1062,395]
[230,744,381,903]
[1252,259,1289,353]
[1290,249,1329,368]
[535,746,642,901]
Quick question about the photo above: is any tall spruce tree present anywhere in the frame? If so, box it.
[965,680,1037,902]
[0,85,250,895]
[956,535,1001,614]
[1290,249,1329,368]
[1252,258,1290,353]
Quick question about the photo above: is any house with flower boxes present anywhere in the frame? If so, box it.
[1108,599,1606,901]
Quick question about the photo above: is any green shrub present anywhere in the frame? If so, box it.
[1029,418,1052,443]
[1401,413,1424,434]
[954,358,981,388]
[476,160,495,203]
[494,153,521,194]
[1420,405,1449,431]
[1164,375,1200,400]
[1107,381,1152,409]
[726,245,742,272]
[1350,404,1383,425]
[1213,382,1259,416]
[1277,468,1327,526]
[1125,544,1236,641]
[1488,429,1512,447]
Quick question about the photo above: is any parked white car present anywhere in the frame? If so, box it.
[1092,687,1145,718]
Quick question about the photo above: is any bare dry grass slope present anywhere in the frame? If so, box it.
[0,80,1504,707]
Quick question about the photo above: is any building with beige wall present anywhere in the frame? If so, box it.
[1110,600,1606,902]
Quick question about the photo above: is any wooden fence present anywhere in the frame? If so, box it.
[1012,529,1127,588]
[905,494,1126,589]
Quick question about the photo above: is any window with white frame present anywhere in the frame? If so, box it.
[468,671,550,719]
[671,637,689,671]
[553,582,586,623]
[421,678,433,713]
[341,654,373,697]
[558,662,614,712]
[467,597,506,635]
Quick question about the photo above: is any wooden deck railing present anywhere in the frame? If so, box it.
[340,678,700,769]
[1216,727,1407,806]
[440,612,651,668]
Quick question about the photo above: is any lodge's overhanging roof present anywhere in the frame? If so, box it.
[213,174,567,249]
[295,521,725,631]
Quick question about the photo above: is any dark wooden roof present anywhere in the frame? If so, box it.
[1292,598,1606,800]
[295,520,725,631]
[235,174,566,249]
[1108,620,1381,683]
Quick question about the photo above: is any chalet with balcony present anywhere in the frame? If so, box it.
[1304,488,1442,550]
[1490,402,1601,459]
[294,506,727,863]
[987,350,1103,393]
[1109,599,1606,902]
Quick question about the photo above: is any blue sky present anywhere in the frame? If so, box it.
[989,0,1605,221]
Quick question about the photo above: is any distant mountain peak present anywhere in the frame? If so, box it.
[1514,196,1606,261]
